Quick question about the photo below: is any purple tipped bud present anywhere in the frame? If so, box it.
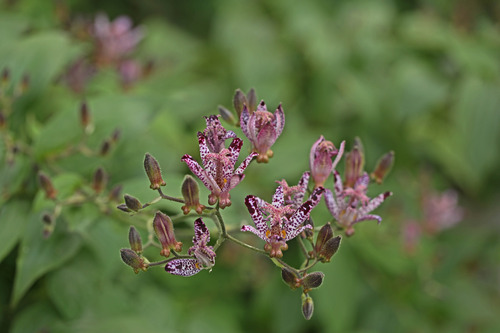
[233,88,247,117]
[92,167,107,194]
[120,248,148,273]
[302,272,325,292]
[100,139,111,156]
[344,137,364,188]
[181,175,204,215]
[371,151,394,184]
[281,267,301,290]
[314,222,333,254]
[38,171,57,200]
[318,235,341,262]
[153,211,182,257]
[218,105,236,126]
[128,226,143,254]
[144,153,166,190]
[301,294,314,320]
[247,88,257,112]
[117,203,131,213]
[124,194,142,212]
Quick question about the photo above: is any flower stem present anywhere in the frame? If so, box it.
[157,188,185,203]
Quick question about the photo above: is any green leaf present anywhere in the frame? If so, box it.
[10,301,66,333]
[0,201,30,263]
[12,213,82,307]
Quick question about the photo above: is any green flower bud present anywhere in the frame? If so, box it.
[318,235,341,263]
[38,171,57,200]
[120,248,148,273]
[218,105,236,126]
[144,153,166,190]
[124,194,142,212]
[92,167,107,194]
[233,88,247,117]
[281,267,301,290]
[301,294,314,320]
[108,185,122,202]
[100,139,111,156]
[302,272,324,292]
[128,226,143,254]
[153,211,182,257]
[247,88,257,112]
[314,222,333,254]
[344,137,364,188]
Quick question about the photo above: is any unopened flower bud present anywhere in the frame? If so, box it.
[144,153,166,190]
[79,101,92,133]
[371,151,394,184]
[218,105,236,126]
[108,184,122,201]
[302,272,325,292]
[314,222,333,254]
[128,226,143,254]
[318,235,341,262]
[247,88,257,112]
[344,137,364,188]
[116,203,131,213]
[92,167,107,194]
[1,68,9,85]
[111,128,121,143]
[310,136,345,188]
[153,211,182,257]
[233,88,247,117]
[99,139,111,156]
[38,171,57,200]
[301,294,314,320]
[281,267,301,290]
[181,175,204,214]
[124,194,142,212]
[120,248,148,273]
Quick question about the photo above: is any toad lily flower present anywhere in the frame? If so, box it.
[310,136,345,188]
[325,170,392,236]
[201,115,237,153]
[181,129,257,208]
[275,171,310,209]
[240,100,285,163]
[242,185,324,258]
[165,218,216,277]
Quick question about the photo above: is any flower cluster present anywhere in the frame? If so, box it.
[119,89,394,320]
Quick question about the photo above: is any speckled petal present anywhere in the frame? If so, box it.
[285,224,313,241]
[331,140,345,170]
[181,154,220,193]
[165,258,202,277]
[333,170,344,197]
[352,214,382,225]
[241,224,267,241]
[193,218,210,244]
[272,186,285,208]
[240,105,251,139]
[273,103,285,139]
[245,195,268,236]
[324,189,340,220]
[288,187,324,230]
[234,152,257,176]
[358,192,392,217]
[227,137,243,169]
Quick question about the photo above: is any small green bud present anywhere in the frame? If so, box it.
[79,101,91,132]
[100,139,111,156]
[144,153,166,190]
[92,167,107,194]
[111,128,121,143]
[120,248,148,273]
[371,151,394,184]
[233,88,247,117]
[301,294,314,320]
[181,175,204,214]
[218,105,236,126]
[38,171,57,200]
[117,203,131,213]
[124,194,142,212]
[318,235,341,263]
[281,267,301,290]
[247,88,257,112]
[302,272,324,292]
[128,226,143,254]
[314,222,333,254]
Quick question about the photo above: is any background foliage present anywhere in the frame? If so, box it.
[1,0,499,332]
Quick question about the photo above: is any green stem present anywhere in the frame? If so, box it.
[157,188,185,203]
[226,234,267,254]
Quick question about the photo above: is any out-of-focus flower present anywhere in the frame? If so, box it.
[165,218,215,277]
[325,171,392,236]
[118,59,142,88]
[240,100,285,163]
[371,151,394,184]
[275,171,310,209]
[309,136,345,188]
[422,189,463,234]
[182,119,256,208]
[92,14,144,66]
[241,186,324,258]
[63,59,96,94]
[402,220,421,254]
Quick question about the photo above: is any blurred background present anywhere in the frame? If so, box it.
[1,0,499,332]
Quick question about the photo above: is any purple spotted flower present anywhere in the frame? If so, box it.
[325,170,392,236]
[201,115,237,153]
[165,218,216,277]
[240,100,285,163]
[242,185,324,258]
[310,136,345,188]
[181,116,257,208]
[275,171,310,209]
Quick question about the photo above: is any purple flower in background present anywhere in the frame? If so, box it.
[240,100,285,163]
[310,136,345,188]
[182,118,256,208]
[422,189,463,234]
[92,14,143,65]
[242,186,324,258]
[165,218,215,277]
[325,170,392,236]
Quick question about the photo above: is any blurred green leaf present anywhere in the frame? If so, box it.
[0,201,30,263]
